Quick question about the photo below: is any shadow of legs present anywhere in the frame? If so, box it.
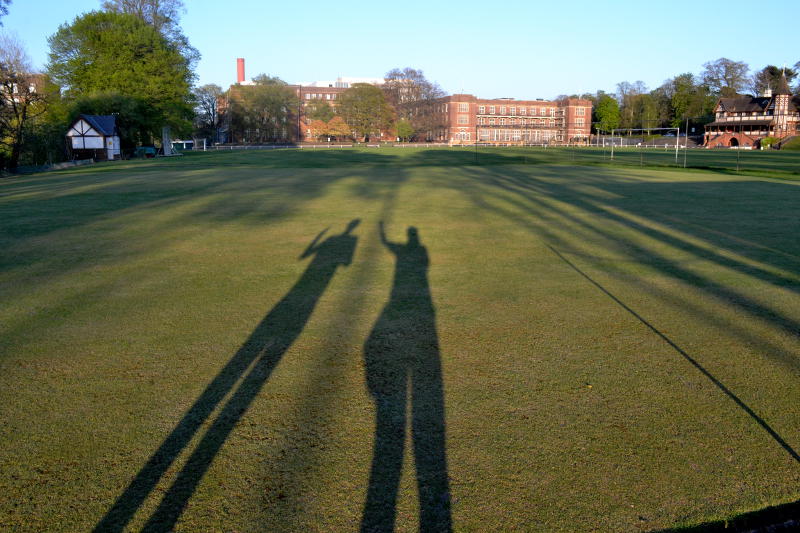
[361,394,406,533]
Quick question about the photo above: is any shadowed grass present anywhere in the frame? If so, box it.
[1,148,798,532]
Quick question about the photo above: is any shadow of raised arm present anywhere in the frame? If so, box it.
[300,227,329,259]
[379,221,401,255]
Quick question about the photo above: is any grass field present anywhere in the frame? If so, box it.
[1,147,799,532]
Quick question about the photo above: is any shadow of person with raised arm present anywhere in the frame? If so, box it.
[95,220,360,533]
[361,222,452,533]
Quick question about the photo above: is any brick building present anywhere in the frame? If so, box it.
[218,59,592,144]
[704,71,800,148]
[413,94,592,145]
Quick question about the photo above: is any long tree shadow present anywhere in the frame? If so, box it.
[95,219,360,532]
[361,223,452,533]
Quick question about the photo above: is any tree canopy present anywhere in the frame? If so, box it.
[47,10,194,138]
[337,83,394,141]
[227,82,297,143]
[702,57,749,97]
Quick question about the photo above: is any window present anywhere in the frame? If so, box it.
[519,107,526,115]
[549,119,555,127]
[576,118,584,126]
[541,107,546,115]
[458,115,469,124]
[549,108,555,117]
[479,105,485,114]
[489,118,495,125]
[576,107,585,116]
[489,106,496,114]
[510,107,516,115]
[479,129,489,141]
[325,94,331,100]
[500,106,506,114]
[305,94,311,99]
[500,118,506,125]
[512,130,521,141]
[458,102,469,112]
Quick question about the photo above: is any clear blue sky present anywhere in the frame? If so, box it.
[3,0,799,99]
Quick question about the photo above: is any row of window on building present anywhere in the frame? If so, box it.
[453,129,563,142]
[304,93,338,100]
[455,116,586,127]
[456,102,586,117]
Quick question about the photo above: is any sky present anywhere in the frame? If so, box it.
[3,0,799,100]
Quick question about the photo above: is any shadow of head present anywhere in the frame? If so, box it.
[344,219,361,234]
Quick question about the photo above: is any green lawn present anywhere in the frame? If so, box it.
[1,148,799,532]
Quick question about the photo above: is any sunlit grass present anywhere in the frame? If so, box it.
[1,148,798,531]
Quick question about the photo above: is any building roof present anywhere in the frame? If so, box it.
[80,114,117,136]
[707,119,773,127]
[718,97,771,113]
[775,70,792,95]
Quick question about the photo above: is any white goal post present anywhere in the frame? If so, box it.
[600,127,681,164]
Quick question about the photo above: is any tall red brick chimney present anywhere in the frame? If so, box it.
[236,58,245,84]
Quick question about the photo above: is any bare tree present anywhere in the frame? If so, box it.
[192,83,221,141]
[383,67,446,141]
[0,33,49,171]
[0,0,11,25]
[702,58,749,98]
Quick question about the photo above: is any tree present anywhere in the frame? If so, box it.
[193,83,221,141]
[616,81,647,129]
[326,116,350,140]
[594,93,620,133]
[47,11,194,140]
[0,0,10,25]
[702,57,749,97]
[383,67,446,140]
[305,100,334,122]
[395,118,413,141]
[0,34,51,170]
[227,82,297,143]
[751,65,797,96]
[100,0,198,68]
[337,83,393,141]
[307,119,328,140]
[251,73,286,86]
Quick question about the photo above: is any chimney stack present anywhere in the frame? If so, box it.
[237,58,245,84]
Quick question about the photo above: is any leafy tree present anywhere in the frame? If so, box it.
[100,0,198,68]
[326,116,350,140]
[227,82,297,143]
[702,57,749,97]
[337,83,393,141]
[193,83,222,140]
[47,11,194,140]
[305,100,334,122]
[251,73,286,86]
[395,118,413,141]
[751,65,797,96]
[307,119,328,140]
[593,93,620,133]
[0,34,52,170]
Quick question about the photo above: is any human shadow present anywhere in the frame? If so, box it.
[95,220,360,533]
[361,223,452,533]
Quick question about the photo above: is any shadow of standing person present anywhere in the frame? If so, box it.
[361,222,452,533]
[96,220,360,533]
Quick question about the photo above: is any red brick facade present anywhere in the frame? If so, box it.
[413,94,592,145]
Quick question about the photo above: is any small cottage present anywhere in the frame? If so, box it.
[66,114,121,160]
